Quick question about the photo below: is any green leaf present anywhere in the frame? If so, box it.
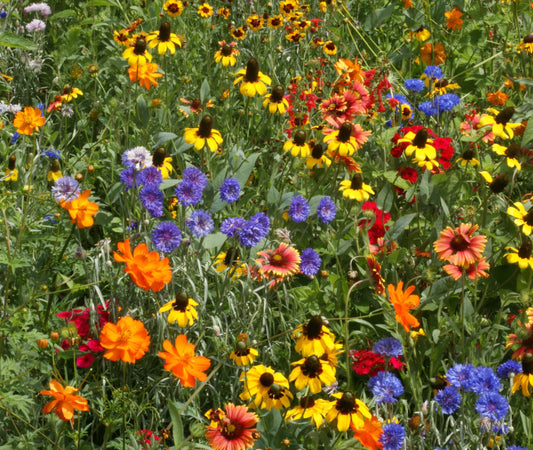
[383,170,412,191]
[168,401,184,448]
[521,118,533,147]
[200,79,210,103]
[154,132,177,147]
[136,94,149,129]
[49,9,77,20]
[387,213,416,241]
[202,232,227,249]
[0,32,38,51]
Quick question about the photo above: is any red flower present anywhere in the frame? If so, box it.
[350,349,404,377]
[360,201,391,244]
[205,403,259,450]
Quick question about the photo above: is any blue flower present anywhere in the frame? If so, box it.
[219,177,241,204]
[44,148,60,159]
[368,372,404,405]
[471,367,502,395]
[373,337,403,358]
[220,216,246,238]
[404,79,425,93]
[423,65,443,79]
[300,248,321,276]
[238,212,270,247]
[507,447,529,450]
[120,167,138,190]
[418,101,438,117]
[138,166,163,187]
[447,363,476,391]
[0,10,6,18]
[10,132,20,145]
[51,176,80,203]
[183,166,207,190]
[122,146,152,170]
[317,196,336,224]
[497,360,522,379]
[139,184,164,217]
[435,386,461,415]
[186,210,214,238]
[379,423,405,450]
[289,195,310,223]
[152,221,182,253]
[436,93,460,113]
[475,392,509,421]
[175,180,203,206]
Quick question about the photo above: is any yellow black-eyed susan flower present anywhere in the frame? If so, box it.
[146,21,182,55]
[323,122,358,156]
[492,142,522,170]
[214,41,239,67]
[505,239,533,270]
[197,2,213,18]
[214,247,247,278]
[60,86,83,103]
[184,114,223,152]
[286,396,330,429]
[122,36,152,66]
[322,40,337,56]
[285,30,305,43]
[234,58,271,97]
[163,0,183,17]
[512,353,533,396]
[507,201,533,236]
[47,159,62,182]
[397,128,436,162]
[293,315,335,356]
[267,15,284,29]
[229,335,258,366]
[159,293,198,327]
[325,391,371,432]
[305,142,331,169]
[4,155,17,182]
[263,85,289,114]
[479,171,510,194]
[261,384,293,410]
[283,130,310,157]
[289,355,337,394]
[152,147,173,179]
[409,25,431,42]
[517,34,533,55]
[339,173,374,201]
[246,14,264,31]
[239,365,289,405]
[478,107,521,140]
[457,148,480,166]
[230,27,247,40]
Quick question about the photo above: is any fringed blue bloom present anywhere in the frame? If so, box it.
[183,166,207,190]
[317,196,336,223]
[238,212,270,247]
[423,65,443,79]
[379,423,405,450]
[176,180,203,206]
[152,221,182,253]
[122,146,152,170]
[373,337,403,358]
[418,101,438,117]
[436,93,460,112]
[404,79,425,92]
[219,177,241,203]
[300,248,321,276]
[220,216,246,238]
[447,363,476,391]
[138,166,163,187]
[289,195,310,223]
[435,386,461,415]
[120,167,138,190]
[475,392,509,421]
[52,176,80,203]
[497,360,522,379]
[368,372,404,405]
[186,210,214,238]
[139,184,164,217]
[471,367,502,395]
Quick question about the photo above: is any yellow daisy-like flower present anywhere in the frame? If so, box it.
[267,15,284,29]
[60,86,83,103]
[246,14,264,31]
[339,173,374,201]
[492,143,522,170]
[456,148,480,166]
[122,36,152,66]
[214,41,239,67]
[478,107,521,140]
[229,335,259,366]
[230,27,247,40]
[325,392,371,432]
[283,130,310,157]
[409,26,431,42]
[293,315,335,357]
[285,30,305,43]
[397,128,436,162]
[505,240,533,270]
[158,293,199,327]
[216,7,230,19]
[479,171,510,194]
[285,396,330,429]
[305,142,331,169]
[4,155,17,181]
[507,201,533,236]
[323,122,359,156]
[263,85,289,114]
[289,355,337,394]
[323,41,337,56]
[430,79,460,96]
[113,29,133,47]
[260,384,293,410]
[214,247,247,278]
[400,103,413,121]
[239,365,289,406]
[517,34,533,55]
[512,354,533,396]
[279,0,299,17]
[146,21,182,55]
[152,148,173,179]
[234,58,271,97]
[47,160,62,182]
[184,114,223,152]
[197,2,213,18]
[163,0,183,17]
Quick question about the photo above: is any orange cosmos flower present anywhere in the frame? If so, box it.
[487,90,509,106]
[256,242,300,278]
[387,282,420,333]
[13,106,46,135]
[420,43,447,65]
[128,63,163,90]
[60,189,99,229]
[158,334,211,387]
[40,379,89,423]
[113,238,172,292]
[444,7,463,30]
[100,316,150,363]
[351,415,384,450]
[433,223,487,267]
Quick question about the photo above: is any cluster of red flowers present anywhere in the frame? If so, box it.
[359,201,391,245]
[350,349,404,377]
[57,303,110,368]
[137,429,161,448]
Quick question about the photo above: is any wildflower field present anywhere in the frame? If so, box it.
[1,0,533,448]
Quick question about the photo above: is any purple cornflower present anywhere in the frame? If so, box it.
[471,367,502,395]
[418,101,438,117]
[317,196,336,223]
[436,93,460,113]
[186,210,214,238]
[120,167,138,190]
[220,216,246,238]
[175,180,203,206]
[497,360,522,379]
[435,386,461,415]
[447,363,476,391]
[10,132,20,145]
[44,148,60,159]
[373,337,403,358]
[122,146,152,170]
[289,195,310,223]
[182,166,207,190]
[404,79,425,93]
[379,423,405,450]
[300,248,321,276]
[52,176,80,202]
[139,184,164,217]
[368,372,404,405]
[238,212,270,247]
[137,166,163,187]
[152,222,182,253]
[475,392,509,421]
[219,177,241,203]
[423,65,443,79]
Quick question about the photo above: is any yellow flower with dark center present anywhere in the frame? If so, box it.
[398,128,436,162]
[319,341,343,368]
[305,142,331,169]
[478,107,521,140]
[512,353,533,396]
[518,34,533,55]
[267,15,284,29]
[122,37,152,66]
[285,396,330,429]
[429,78,460,96]
[507,201,533,236]
[279,0,299,17]
[230,27,247,40]
[339,173,374,201]
[60,86,83,103]
[159,292,198,327]
[260,384,293,410]
[492,142,522,170]
[216,7,230,19]
[146,21,182,55]
[47,159,62,182]
[163,0,183,17]
[285,30,305,43]
[479,171,510,194]
[293,315,335,357]
[239,365,289,406]
[4,155,17,182]
[409,25,430,42]
[289,355,336,394]
[13,106,45,135]
[325,391,371,432]
[197,2,213,17]
[323,122,358,156]
[323,41,337,56]
[263,85,289,114]
[283,130,310,157]
[214,41,239,67]
[234,58,271,97]
[214,247,247,278]
[184,114,223,152]
[505,239,533,270]
[246,14,264,31]
[457,148,479,166]
[113,29,132,46]
[152,147,173,179]
[400,103,413,121]
[230,336,258,366]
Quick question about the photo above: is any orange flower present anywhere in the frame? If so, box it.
[444,7,463,30]
[420,43,447,65]
[99,316,150,363]
[13,106,46,135]
[128,62,163,90]
[487,90,509,106]
[387,281,420,333]
[402,0,412,8]
[113,238,172,292]
[351,415,383,450]
[60,189,99,229]
[158,334,211,387]
[40,379,89,423]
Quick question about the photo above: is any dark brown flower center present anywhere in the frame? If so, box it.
[524,34,533,44]
[153,147,167,167]
[268,383,282,398]
[412,128,428,148]
[159,21,171,42]
[505,143,521,158]
[301,355,322,377]
[51,160,60,172]
[221,44,233,56]
[270,85,284,103]
[294,130,307,146]
[133,38,147,55]
[270,17,281,26]
[489,174,509,194]
[462,149,474,160]
[234,341,251,356]
[337,391,356,414]
[450,234,469,252]
[434,79,449,89]
[518,239,533,259]
[299,396,315,408]
[198,115,213,138]
[338,122,353,142]
[245,58,260,83]
[325,42,335,51]
[223,247,239,266]
[311,143,325,159]
[524,209,533,226]
[220,418,244,439]
[8,155,16,170]
[259,372,274,387]
[350,173,363,190]
[172,292,189,311]
[305,315,324,339]
[429,376,447,391]
[495,107,515,125]
[523,353,533,375]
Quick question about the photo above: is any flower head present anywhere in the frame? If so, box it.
[52,176,80,203]
[497,360,522,379]
[325,391,371,431]
[507,202,533,236]
[434,223,487,267]
[229,336,258,366]
[163,0,183,17]
[293,315,336,357]
[289,355,337,394]
[478,107,521,140]
[368,372,404,405]
[447,363,476,391]
[139,184,164,217]
[234,58,271,97]
[323,122,359,156]
[289,195,310,223]
[239,364,289,405]
[60,189,99,229]
[339,173,374,201]
[176,180,204,206]
[146,21,182,55]
[372,337,403,358]
[99,316,150,363]
[186,210,214,238]
[387,282,420,333]
[283,130,310,157]
[205,404,259,450]
[505,240,533,269]
[13,106,45,135]
[184,115,223,152]
[159,293,198,327]
[351,415,384,450]
[435,386,461,414]
[219,177,241,203]
[122,146,152,170]
[444,7,463,30]
[122,36,152,66]
[256,242,300,278]
[286,396,329,429]
[263,85,289,114]
[475,392,509,421]
[300,248,321,276]
[512,353,533,396]
[40,380,89,423]
[379,423,405,450]
[128,62,163,90]
[214,41,239,67]
[317,196,337,223]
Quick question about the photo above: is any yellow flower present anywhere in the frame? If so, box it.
[60,86,83,103]
[146,21,182,55]
[409,26,430,42]
[263,85,289,114]
[184,114,223,152]
[214,248,247,278]
[246,14,264,31]
[323,41,337,56]
[234,58,271,97]
[305,142,331,169]
[492,143,522,170]
[293,315,335,357]
[260,384,293,410]
[214,41,239,67]
[323,122,359,156]
[230,27,247,40]
[479,171,509,194]
[397,128,436,162]
[230,335,258,366]
[163,0,183,17]
[122,36,152,66]
[285,396,330,429]
[128,63,163,90]
[47,160,62,182]
[289,355,337,394]
[239,365,289,406]
[267,15,284,29]
[325,392,371,432]
[339,173,374,201]
[517,34,533,55]
[478,107,521,140]
[507,201,533,236]
[152,148,173,179]
[456,149,480,167]
[159,293,199,327]
[13,106,45,135]
[505,240,533,270]
[512,354,533,396]
[283,130,310,157]
[4,155,17,181]
[197,2,213,18]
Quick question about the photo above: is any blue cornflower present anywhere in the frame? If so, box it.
[44,214,57,223]
[317,196,336,224]
[122,146,152,170]
[379,423,405,450]
[436,93,460,113]
[10,132,20,145]
[183,166,207,190]
[497,360,522,379]
[0,9,6,18]
[51,176,80,203]
[186,210,214,238]
[238,212,270,247]
[386,93,409,105]
[435,386,461,415]
[507,447,529,450]
[175,180,203,206]
[368,372,404,405]
[404,79,425,93]
[475,392,509,421]
[373,337,403,358]
[120,167,138,190]
[300,248,321,276]
[289,195,310,223]
[423,65,443,79]
[139,184,164,218]
[44,148,60,159]
[447,363,476,391]
[138,166,163,187]
[219,177,241,204]
[220,216,246,238]
[418,101,438,117]
[152,221,182,253]
[471,367,502,395]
